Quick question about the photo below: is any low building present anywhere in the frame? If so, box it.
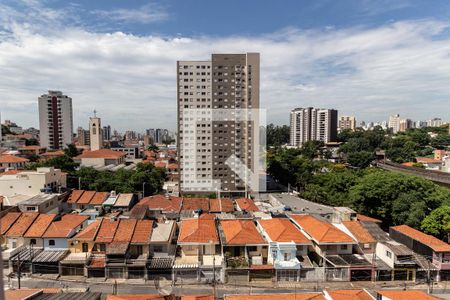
[269,193,334,220]
[376,290,440,300]
[375,240,419,281]
[129,194,182,219]
[0,154,29,169]
[17,193,61,213]
[18,145,47,157]
[235,198,259,213]
[74,149,126,167]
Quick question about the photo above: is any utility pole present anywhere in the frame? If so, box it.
[212,253,216,299]
[17,253,21,289]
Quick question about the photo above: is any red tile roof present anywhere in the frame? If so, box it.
[41,150,65,157]
[356,214,382,223]
[67,190,85,204]
[95,219,119,243]
[178,217,219,244]
[342,221,376,244]
[43,215,89,238]
[6,212,39,237]
[0,154,29,163]
[131,220,154,244]
[290,215,354,244]
[220,219,266,245]
[167,163,178,170]
[209,198,234,213]
[113,219,137,242]
[376,290,440,300]
[75,149,126,159]
[133,195,182,213]
[154,161,167,168]
[76,190,96,204]
[73,219,102,241]
[182,197,209,212]
[19,145,44,151]
[258,218,311,244]
[4,289,43,300]
[391,224,450,252]
[326,289,373,300]
[89,192,109,205]
[0,212,22,235]
[89,256,106,268]
[416,157,442,164]
[225,294,325,300]
[181,296,214,300]
[107,295,168,300]
[235,198,259,212]
[24,214,56,238]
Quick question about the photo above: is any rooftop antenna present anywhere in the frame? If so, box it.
[93,109,97,117]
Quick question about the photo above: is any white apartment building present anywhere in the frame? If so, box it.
[290,107,338,147]
[38,91,74,150]
[388,114,401,134]
[338,116,356,132]
[428,118,444,127]
[0,167,67,197]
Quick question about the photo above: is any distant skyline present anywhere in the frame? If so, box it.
[1,0,450,131]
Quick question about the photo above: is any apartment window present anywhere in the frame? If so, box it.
[49,240,55,246]
[82,243,89,252]
[386,250,392,258]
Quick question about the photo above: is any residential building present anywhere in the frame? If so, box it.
[130,194,182,219]
[375,240,419,281]
[399,119,413,132]
[224,293,325,300]
[388,114,400,134]
[89,113,103,151]
[17,193,61,213]
[103,125,111,141]
[0,167,66,197]
[290,107,338,147]
[177,53,260,194]
[74,149,126,167]
[209,198,234,214]
[427,118,444,127]
[0,154,29,169]
[38,90,73,150]
[111,146,140,160]
[376,290,440,300]
[76,127,90,147]
[257,218,313,281]
[235,197,259,212]
[338,116,356,132]
[390,225,450,281]
[17,145,46,157]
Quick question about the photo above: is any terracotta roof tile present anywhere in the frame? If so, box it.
[43,214,89,238]
[356,214,382,223]
[391,224,450,252]
[290,215,354,244]
[236,198,259,212]
[67,190,85,204]
[131,220,154,244]
[73,219,102,241]
[6,212,39,237]
[113,219,137,242]
[76,190,96,204]
[326,289,373,300]
[0,212,22,235]
[41,150,65,157]
[416,157,442,164]
[0,154,29,163]
[89,192,109,205]
[225,293,325,300]
[342,221,375,244]
[95,219,119,243]
[178,217,218,244]
[209,198,234,213]
[5,289,43,300]
[75,149,126,159]
[181,296,214,300]
[258,218,311,244]
[89,256,106,268]
[154,161,167,168]
[376,290,440,300]
[220,219,266,245]
[107,295,169,300]
[24,214,56,238]
[182,197,209,212]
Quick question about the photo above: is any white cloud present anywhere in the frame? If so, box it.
[92,2,168,24]
[0,6,449,132]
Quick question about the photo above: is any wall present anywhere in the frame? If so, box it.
[81,157,105,167]
[44,238,68,249]
[376,243,395,268]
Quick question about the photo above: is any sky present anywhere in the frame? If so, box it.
[1,0,450,132]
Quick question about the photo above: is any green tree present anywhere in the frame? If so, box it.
[64,144,79,157]
[346,151,374,168]
[266,123,290,147]
[421,206,450,242]
[28,155,78,172]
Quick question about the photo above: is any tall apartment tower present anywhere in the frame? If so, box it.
[290,107,337,147]
[102,125,111,141]
[177,53,260,194]
[38,90,73,150]
[76,127,90,146]
[388,114,401,133]
[89,112,103,151]
[338,116,356,132]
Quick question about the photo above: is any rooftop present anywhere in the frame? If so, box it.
[24,213,56,238]
[325,289,373,300]
[114,193,134,207]
[391,224,450,253]
[73,219,102,241]
[182,197,210,212]
[0,212,22,235]
[225,293,325,300]
[236,198,259,212]
[178,216,219,244]
[19,193,59,205]
[0,154,29,163]
[6,212,39,237]
[131,220,154,244]
[209,198,234,213]
[75,149,126,159]
[342,221,376,244]
[220,219,266,245]
[271,193,334,215]
[258,218,311,244]
[76,190,96,205]
[43,214,89,238]
[67,190,85,204]
[376,290,440,300]
[151,221,175,243]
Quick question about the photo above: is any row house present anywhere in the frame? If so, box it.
[130,194,182,219]
[289,214,372,281]
[257,218,313,281]
[390,224,450,281]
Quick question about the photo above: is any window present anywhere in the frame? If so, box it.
[284,252,290,261]
[26,207,35,211]
[364,243,370,249]
[30,239,36,245]
[82,243,89,252]
[100,244,106,252]
[340,244,348,250]
[49,240,55,246]
[153,245,163,252]
[386,250,392,258]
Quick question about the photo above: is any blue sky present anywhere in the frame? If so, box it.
[0,0,450,131]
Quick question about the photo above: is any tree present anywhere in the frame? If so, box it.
[266,123,290,147]
[64,144,79,157]
[346,151,374,168]
[421,206,450,242]
[28,155,78,172]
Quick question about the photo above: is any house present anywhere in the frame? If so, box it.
[175,214,222,282]
[130,194,182,219]
[235,198,259,212]
[390,224,450,281]
[74,149,126,167]
[17,193,61,213]
[289,214,370,281]
[0,154,29,169]
[415,157,443,170]
[147,220,176,280]
[258,218,313,281]
[269,194,334,220]
[18,145,46,157]
[375,240,419,281]
[324,289,375,300]
[0,167,66,197]
[42,214,89,249]
[40,150,65,161]
[209,198,234,213]
[376,290,440,300]
[112,193,137,211]
[224,293,325,300]
[182,197,210,213]
[339,221,377,254]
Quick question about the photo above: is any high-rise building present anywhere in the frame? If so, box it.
[146,129,156,144]
[428,118,444,127]
[290,107,338,147]
[76,127,90,146]
[388,114,401,134]
[177,53,260,194]
[338,116,356,132]
[38,90,73,150]
[102,125,111,141]
[89,112,103,151]
[399,119,413,132]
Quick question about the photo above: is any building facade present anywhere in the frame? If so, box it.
[388,114,400,134]
[290,107,338,147]
[177,53,260,194]
[338,116,356,132]
[38,90,74,150]
[89,114,103,151]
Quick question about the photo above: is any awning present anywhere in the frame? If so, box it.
[33,250,68,263]
[148,257,174,269]
[10,248,43,262]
